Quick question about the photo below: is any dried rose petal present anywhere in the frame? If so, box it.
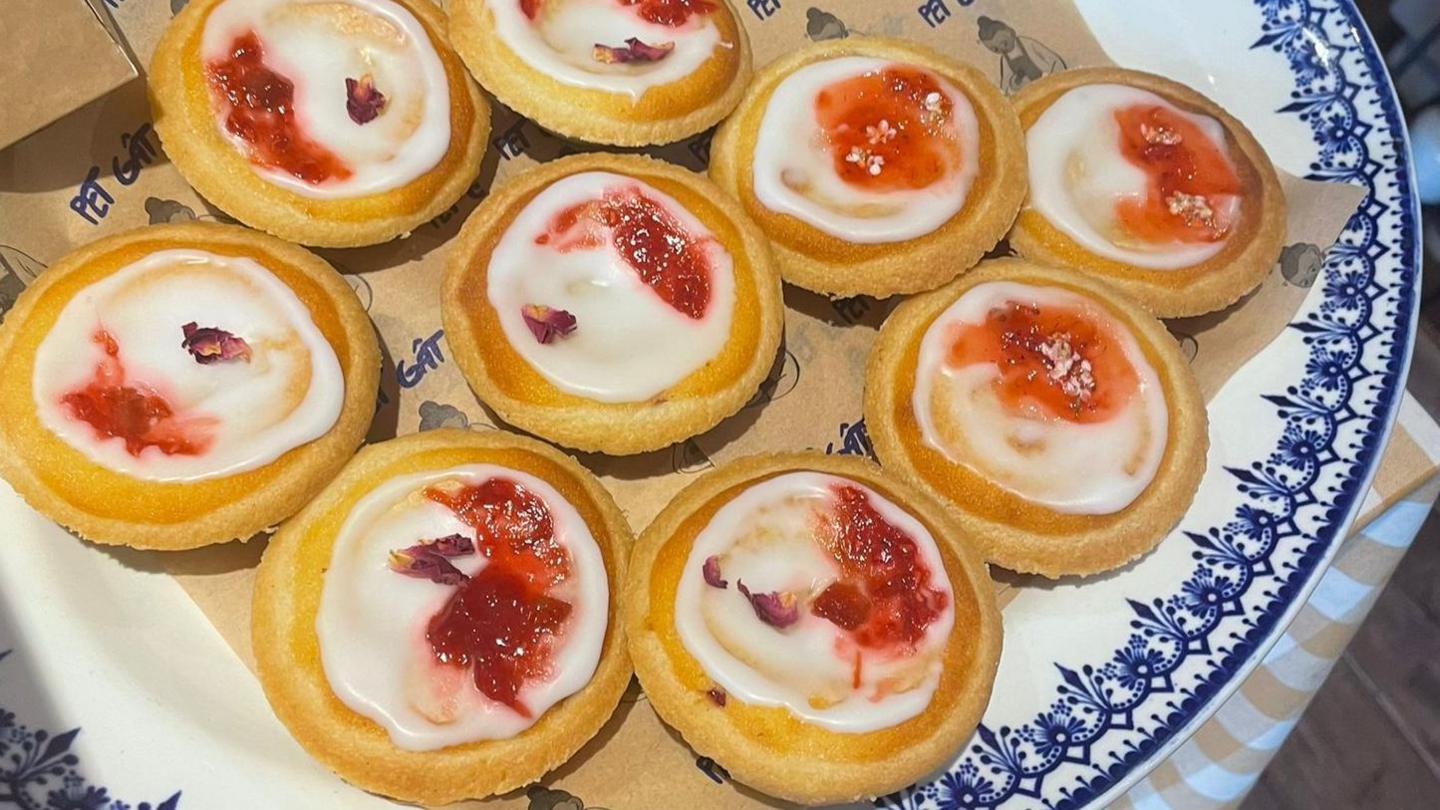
[420,533,475,557]
[388,548,468,585]
[346,75,387,125]
[593,38,675,64]
[736,580,799,628]
[706,687,727,707]
[521,304,577,344]
[702,555,728,589]
[181,322,251,364]
[387,534,476,585]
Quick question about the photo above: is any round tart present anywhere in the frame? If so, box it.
[865,257,1208,578]
[625,453,1001,804]
[0,222,379,550]
[451,0,750,146]
[709,37,1026,298]
[252,428,632,804]
[442,153,783,455]
[1008,67,1286,317]
[150,0,491,247]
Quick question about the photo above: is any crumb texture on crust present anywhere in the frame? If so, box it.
[450,0,751,146]
[864,257,1209,578]
[709,36,1027,298]
[442,153,784,456]
[251,428,634,804]
[1007,67,1286,318]
[624,452,1001,804]
[0,222,379,550]
[148,0,491,247]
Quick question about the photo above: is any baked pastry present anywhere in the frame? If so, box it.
[865,257,1207,578]
[1008,67,1286,317]
[450,0,750,146]
[709,37,1026,298]
[442,153,783,455]
[0,222,379,550]
[625,453,1001,804]
[252,428,632,803]
[150,0,491,247]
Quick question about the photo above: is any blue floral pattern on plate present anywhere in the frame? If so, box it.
[882,0,1417,807]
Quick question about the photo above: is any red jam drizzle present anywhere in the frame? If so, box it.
[522,0,711,25]
[60,330,214,457]
[205,31,352,185]
[424,478,573,716]
[813,66,963,192]
[535,187,712,320]
[1112,104,1241,243]
[945,301,1140,423]
[810,484,948,652]
[619,0,714,26]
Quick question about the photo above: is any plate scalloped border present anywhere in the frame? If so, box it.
[880,0,1421,807]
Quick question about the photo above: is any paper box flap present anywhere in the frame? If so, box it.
[0,0,139,151]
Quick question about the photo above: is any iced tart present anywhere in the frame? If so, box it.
[150,0,491,247]
[709,37,1026,298]
[625,453,1001,804]
[1008,67,1286,317]
[442,154,783,455]
[252,428,632,803]
[865,258,1207,577]
[451,0,750,146]
[0,223,379,550]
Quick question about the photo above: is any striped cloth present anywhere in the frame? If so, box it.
[1118,389,1440,808]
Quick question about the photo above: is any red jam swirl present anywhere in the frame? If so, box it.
[535,186,712,320]
[945,300,1140,423]
[205,31,352,185]
[60,330,214,458]
[814,66,963,192]
[522,0,712,25]
[619,0,714,26]
[1112,104,1241,243]
[810,484,948,651]
[424,478,574,716]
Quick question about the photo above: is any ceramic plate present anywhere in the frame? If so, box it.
[0,0,1418,808]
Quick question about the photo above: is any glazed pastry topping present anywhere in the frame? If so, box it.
[200,0,452,198]
[675,472,954,733]
[487,171,735,402]
[751,57,980,243]
[32,249,344,482]
[316,464,609,749]
[1027,84,1242,269]
[488,0,726,99]
[912,281,1169,514]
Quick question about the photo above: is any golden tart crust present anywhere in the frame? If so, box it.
[624,452,1002,804]
[1008,67,1287,318]
[865,257,1208,578]
[442,153,784,455]
[149,0,491,248]
[0,222,380,551]
[709,36,1027,298]
[252,428,634,804]
[450,0,751,146]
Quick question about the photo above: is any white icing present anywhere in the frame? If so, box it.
[1026,83,1240,269]
[486,171,735,403]
[911,281,1169,514]
[674,472,954,733]
[486,0,725,100]
[751,57,980,244]
[200,0,452,199]
[32,249,344,483]
[315,464,609,750]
